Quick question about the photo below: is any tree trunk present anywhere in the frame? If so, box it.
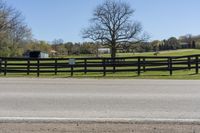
[111,47,116,59]
[111,46,116,73]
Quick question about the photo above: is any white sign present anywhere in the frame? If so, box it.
[69,58,76,65]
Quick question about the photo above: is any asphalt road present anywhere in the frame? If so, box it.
[0,78,200,120]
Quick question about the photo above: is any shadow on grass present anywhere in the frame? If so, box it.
[0,71,200,79]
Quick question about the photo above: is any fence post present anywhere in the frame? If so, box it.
[168,57,173,76]
[187,57,191,70]
[55,59,58,75]
[27,59,30,75]
[103,58,106,76]
[84,59,87,74]
[143,57,146,72]
[113,58,116,73]
[0,59,2,74]
[4,59,7,76]
[70,65,74,77]
[195,56,199,74]
[37,59,40,77]
[137,57,141,76]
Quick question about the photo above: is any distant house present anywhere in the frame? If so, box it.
[180,43,190,49]
[180,41,196,49]
[98,48,111,54]
[50,50,57,57]
[24,51,49,58]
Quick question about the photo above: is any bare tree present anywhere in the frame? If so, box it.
[83,0,147,58]
[0,0,32,56]
[0,0,22,33]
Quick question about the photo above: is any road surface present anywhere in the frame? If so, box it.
[0,78,200,120]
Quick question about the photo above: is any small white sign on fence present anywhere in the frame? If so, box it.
[69,58,76,65]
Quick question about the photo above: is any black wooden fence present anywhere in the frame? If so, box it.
[0,54,200,77]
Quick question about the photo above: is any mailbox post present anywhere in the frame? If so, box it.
[69,58,76,76]
[0,59,2,74]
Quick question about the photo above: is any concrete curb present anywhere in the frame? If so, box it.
[1,117,200,133]
[1,117,200,125]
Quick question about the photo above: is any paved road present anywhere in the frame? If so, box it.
[0,78,200,120]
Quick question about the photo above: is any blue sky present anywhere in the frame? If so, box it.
[6,0,200,42]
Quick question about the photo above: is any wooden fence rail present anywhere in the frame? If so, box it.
[0,54,200,77]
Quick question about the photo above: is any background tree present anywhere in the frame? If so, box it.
[179,34,193,48]
[83,0,147,58]
[151,40,161,52]
[24,40,51,53]
[166,37,180,50]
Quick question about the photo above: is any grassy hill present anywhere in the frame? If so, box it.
[66,49,200,58]
[113,49,200,57]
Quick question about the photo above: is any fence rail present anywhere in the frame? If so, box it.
[0,54,200,77]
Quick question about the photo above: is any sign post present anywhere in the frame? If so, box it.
[69,58,76,65]
[69,59,76,76]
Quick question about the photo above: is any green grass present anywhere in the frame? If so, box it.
[1,49,200,79]
[55,49,200,58]
[114,49,200,57]
[62,49,200,58]
[1,69,200,80]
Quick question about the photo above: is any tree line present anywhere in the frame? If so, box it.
[21,35,200,57]
[132,35,200,53]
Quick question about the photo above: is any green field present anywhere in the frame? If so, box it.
[1,49,200,79]
[66,49,200,58]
